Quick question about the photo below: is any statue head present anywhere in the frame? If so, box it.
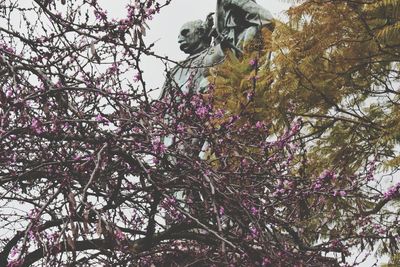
[178,18,213,55]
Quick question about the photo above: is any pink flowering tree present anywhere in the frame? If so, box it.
[0,1,399,266]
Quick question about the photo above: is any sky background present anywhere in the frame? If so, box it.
[99,1,389,265]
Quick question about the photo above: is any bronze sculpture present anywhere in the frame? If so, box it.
[160,15,225,99]
[215,0,274,49]
[160,0,274,100]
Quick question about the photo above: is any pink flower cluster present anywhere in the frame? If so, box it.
[383,182,400,200]
[152,136,167,155]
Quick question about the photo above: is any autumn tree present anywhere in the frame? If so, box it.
[212,0,400,264]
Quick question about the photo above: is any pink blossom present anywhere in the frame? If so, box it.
[31,118,44,134]
[246,90,254,101]
[95,114,108,124]
[318,169,335,181]
[330,239,344,249]
[145,8,155,19]
[9,246,19,258]
[195,106,208,119]
[94,9,107,21]
[177,124,185,133]
[107,63,119,74]
[114,228,126,241]
[133,72,141,82]
[208,83,216,91]
[214,109,225,118]
[241,158,249,167]
[313,182,322,190]
[250,226,259,238]
[334,190,347,197]
[152,136,167,154]
[249,58,258,67]
[228,115,239,124]
[7,260,22,267]
[127,5,134,14]
[5,89,13,98]
[262,257,271,267]
[255,121,264,129]
[383,183,400,200]
[250,207,259,216]
[0,42,16,54]
[152,157,159,164]
[118,19,129,31]
[289,118,302,135]
[219,206,225,216]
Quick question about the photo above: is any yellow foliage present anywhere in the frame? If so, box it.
[210,0,400,175]
[210,28,275,127]
[209,1,400,262]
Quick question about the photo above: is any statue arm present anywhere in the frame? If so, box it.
[229,0,274,24]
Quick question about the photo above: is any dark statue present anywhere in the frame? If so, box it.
[160,0,274,100]
[160,0,275,224]
[160,15,225,99]
[215,0,274,49]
